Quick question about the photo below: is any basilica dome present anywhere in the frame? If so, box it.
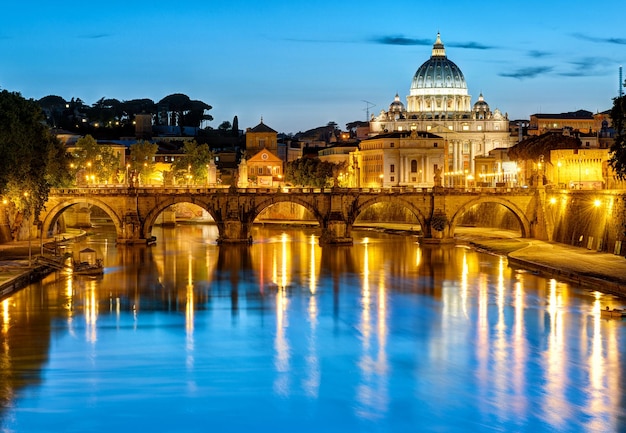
[389,93,405,113]
[410,33,467,93]
[406,33,471,114]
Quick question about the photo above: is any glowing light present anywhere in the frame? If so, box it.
[309,234,317,294]
[549,197,557,205]
[2,299,9,335]
[593,199,601,207]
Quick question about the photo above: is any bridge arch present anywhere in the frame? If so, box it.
[250,195,325,226]
[41,197,124,240]
[352,195,428,230]
[449,196,531,238]
[141,197,218,240]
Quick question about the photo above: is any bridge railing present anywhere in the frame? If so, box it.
[49,185,535,196]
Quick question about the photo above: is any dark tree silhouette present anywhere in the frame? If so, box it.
[609,94,626,180]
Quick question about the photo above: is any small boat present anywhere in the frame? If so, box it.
[601,307,626,318]
[72,248,104,276]
[73,258,104,276]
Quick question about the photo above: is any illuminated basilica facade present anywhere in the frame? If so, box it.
[363,33,515,186]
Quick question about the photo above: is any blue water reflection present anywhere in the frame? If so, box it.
[1,225,625,432]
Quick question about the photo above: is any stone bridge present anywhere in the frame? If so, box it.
[38,185,550,246]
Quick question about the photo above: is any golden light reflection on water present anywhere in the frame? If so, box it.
[309,234,317,294]
[2,299,9,335]
[355,240,390,420]
[274,286,290,396]
[512,276,527,413]
[304,290,319,397]
[186,250,195,370]
[543,278,567,426]
[84,280,98,344]
[1,226,625,430]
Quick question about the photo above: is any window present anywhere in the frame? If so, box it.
[390,142,395,148]
[390,164,395,173]
[390,176,395,182]
[434,142,438,147]
[411,160,418,173]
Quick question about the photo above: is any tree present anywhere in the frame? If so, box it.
[0,90,70,239]
[232,116,239,137]
[609,94,626,180]
[38,95,67,127]
[171,140,214,184]
[129,140,159,185]
[218,121,232,131]
[73,135,119,184]
[158,94,213,129]
[284,158,342,188]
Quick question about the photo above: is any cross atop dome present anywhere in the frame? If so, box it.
[431,32,446,58]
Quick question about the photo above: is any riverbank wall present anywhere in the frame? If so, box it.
[0,265,55,300]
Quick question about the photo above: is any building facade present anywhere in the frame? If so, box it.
[368,33,515,177]
[351,130,445,188]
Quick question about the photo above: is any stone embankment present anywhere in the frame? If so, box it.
[455,228,626,298]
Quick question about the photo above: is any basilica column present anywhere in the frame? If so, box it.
[469,141,475,175]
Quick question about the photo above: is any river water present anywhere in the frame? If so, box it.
[1,224,626,432]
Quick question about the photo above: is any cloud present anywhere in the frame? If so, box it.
[372,35,432,46]
[372,35,495,50]
[78,33,112,39]
[447,41,495,50]
[499,66,553,79]
[557,56,612,77]
[527,50,551,58]
[572,33,626,45]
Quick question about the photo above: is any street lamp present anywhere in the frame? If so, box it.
[87,161,92,184]
[379,174,384,188]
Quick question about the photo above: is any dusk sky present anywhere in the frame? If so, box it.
[1,1,625,134]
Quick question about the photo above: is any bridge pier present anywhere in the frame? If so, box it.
[320,219,353,245]
[218,220,252,244]
[117,212,148,245]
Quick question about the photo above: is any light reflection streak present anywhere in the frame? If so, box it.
[492,257,507,418]
[476,262,489,396]
[65,278,76,336]
[355,242,389,419]
[512,278,527,414]
[585,292,620,431]
[272,233,290,290]
[543,278,566,427]
[186,251,195,370]
[460,250,469,317]
[303,293,319,397]
[273,286,290,396]
[309,235,317,294]
[85,280,98,344]
[2,299,9,335]
[1,298,12,402]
